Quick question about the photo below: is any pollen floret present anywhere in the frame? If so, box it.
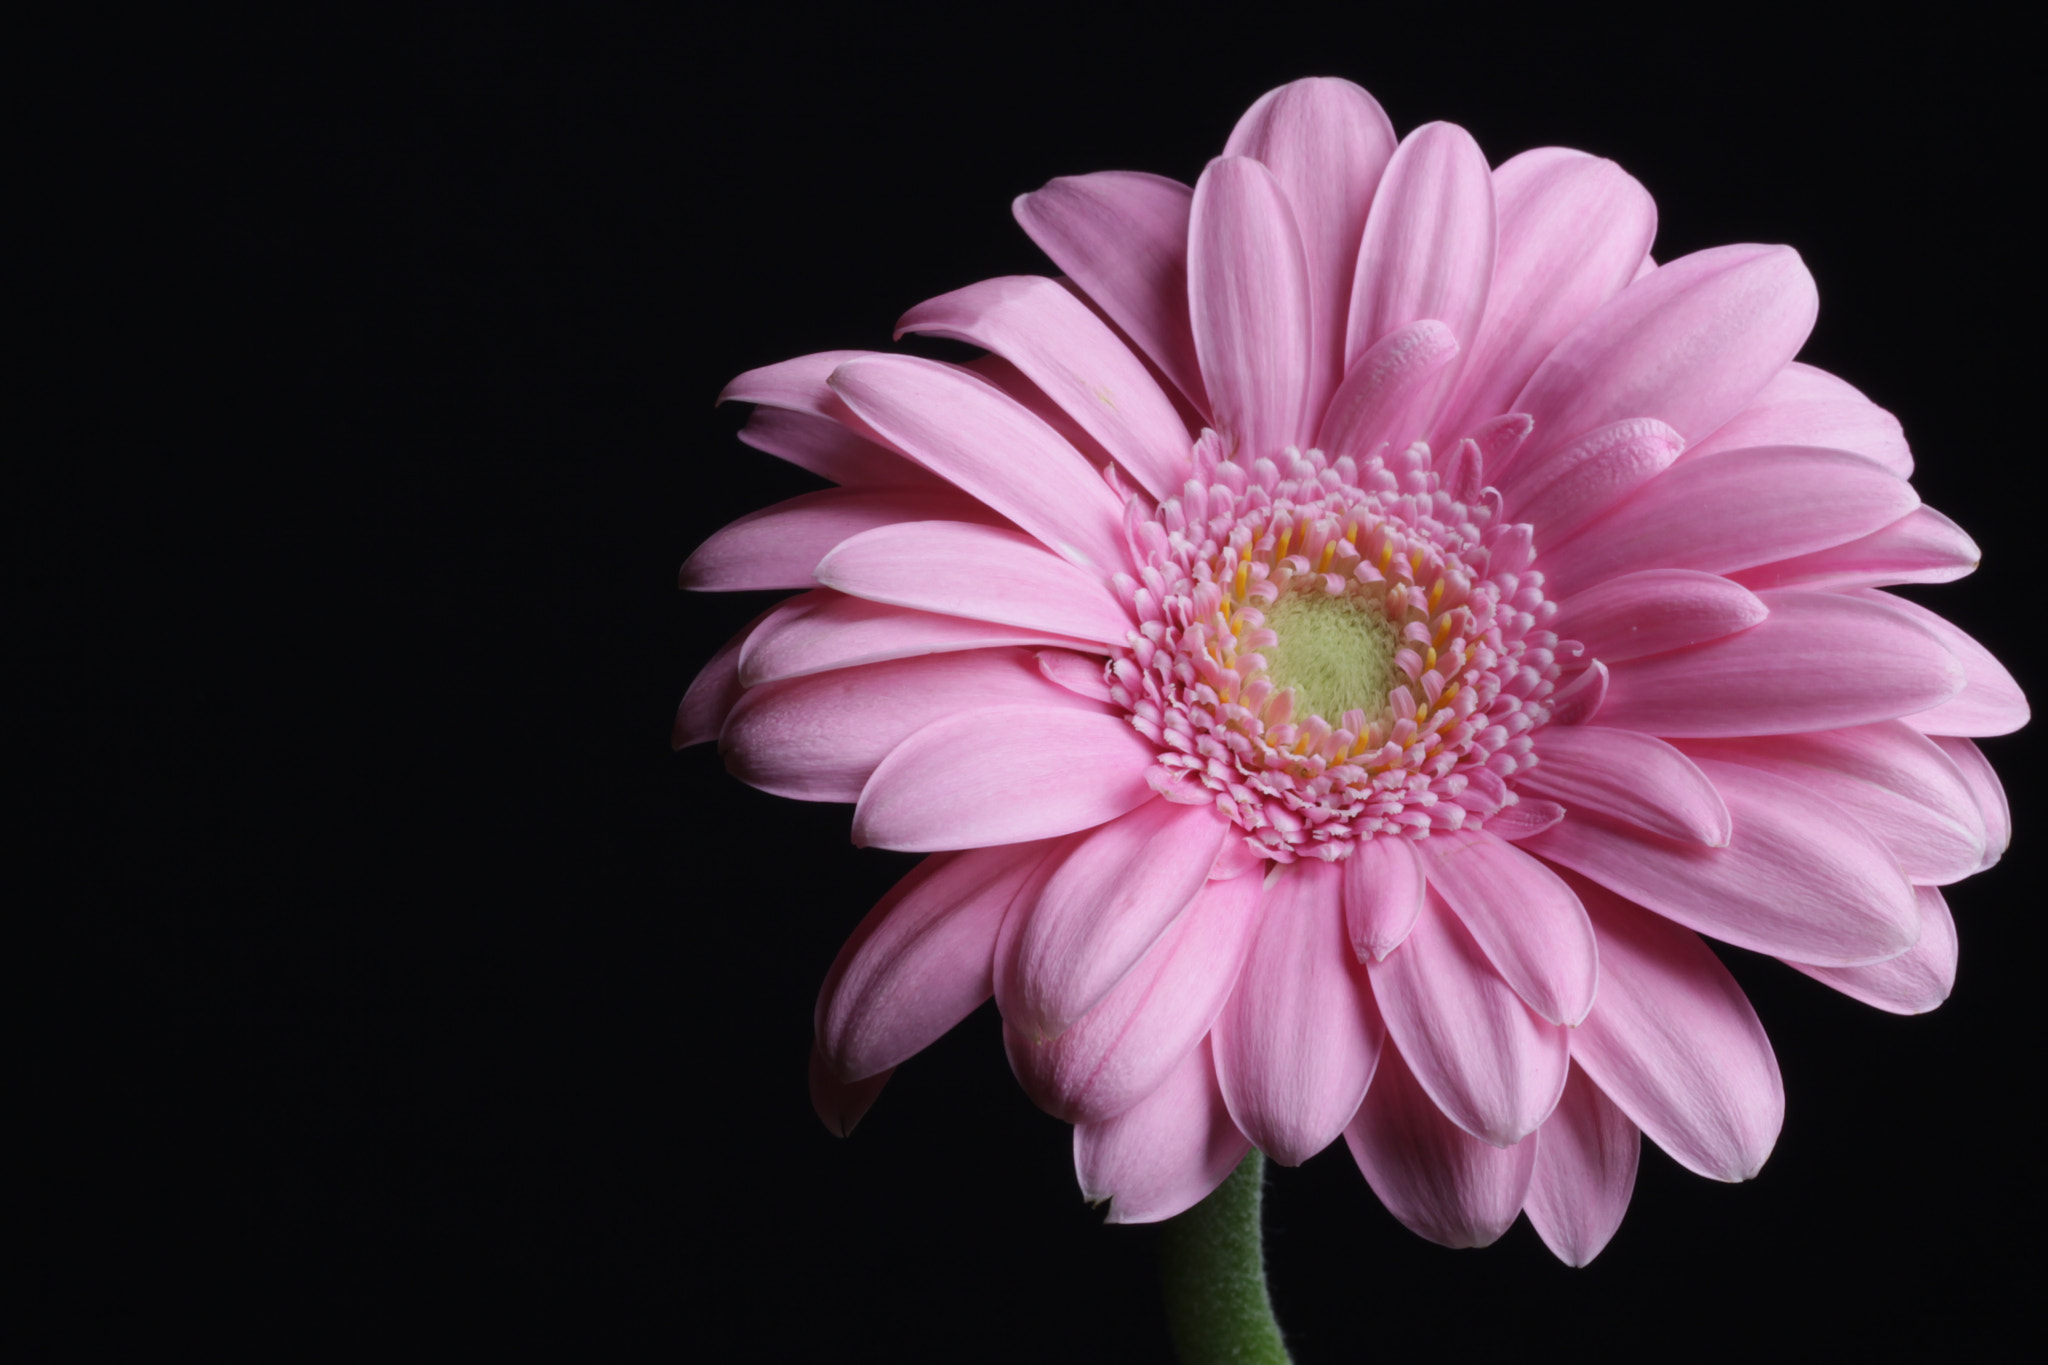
[1111,434,1567,860]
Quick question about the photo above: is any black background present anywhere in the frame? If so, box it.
[25,6,2040,1356]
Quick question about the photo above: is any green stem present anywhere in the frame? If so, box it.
[1158,1151,1291,1365]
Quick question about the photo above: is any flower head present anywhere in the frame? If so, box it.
[679,77,2025,1263]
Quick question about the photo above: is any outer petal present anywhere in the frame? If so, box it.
[1189,156,1315,455]
[1524,1064,1640,1267]
[738,591,1105,687]
[1342,833,1426,961]
[1494,418,1684,544]
[1564,875,1784,1182]
[1931,736,2011,871]
[1315,320,1461,465]
[1552,569,1770,664]
[1846,589,2029,737]
[1788,886,1958,1015]
[680,486,1007,591]
[1417,829,1599,1027]
[673,599,782,749]
[1075,1037,1251,1225]
[1520,725,1732,845]
[1367,890,1570,1147]
[1683,360,1912,476]
[852,706,1158,851]
[1730,507,1979,591]
[734,404,942,488]
[1344,1041,1537,1249]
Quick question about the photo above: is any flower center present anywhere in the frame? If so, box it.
[1258,589,1402,730]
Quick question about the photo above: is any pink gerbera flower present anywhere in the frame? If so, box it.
[677,77,2024,1263]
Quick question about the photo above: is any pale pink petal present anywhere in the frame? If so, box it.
[1001,798,1230,1040]
[1536,446,1920,599]
[1214,861,1382,1165]
[1789,885,1958,1015]
[1037,649,1113,702]
[720,349,880,422]
[1437,149,1656,439]
[723,648,1105,803]
[1679,722,1985,886]
[1494,418,1684,543]
[1553,569,1769,664]
[1417,830,1599,1027]
[1524,1064,1640,1267]
[964,352,1119,470]
[1595,589,1964,736]
[1189,156,1316,455]
[1013,171,1209,416]
[1314,320,1460,465]
[808,1044,890,1138]
[1520,725,1732,846]
[735,405,942,487]
[1367,890,1570,1147]
[737,591,1105,688]
[1684,360,1912,476]
[1224,77,1399,418]
[1342,834,1426,961]
[1730,506,1979,591]
[1547,660,1609,727]
[1509,244,1818,471]
[1564,875,1783,1181]
[898,276,1193,501]
[1486,799,1567,841]
[1344,1041,1537,1249]
[1523,758,1921,967]
[853,707,1159,851]
[817,841,1055,1080]
[681,486,1008,592]
[673,599,785,749]
[1931,737,2011,871]
[1846,588,2029,737]
[816,521,1134,646]
[1006,867,1263,1122]
[1075,1037,1251,1225]
[826,355,1129,573]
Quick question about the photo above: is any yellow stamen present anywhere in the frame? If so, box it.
[1276,525,1293,561]
[1317,541,1337,573]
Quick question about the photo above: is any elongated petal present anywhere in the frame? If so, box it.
[1013,171,1209,415]
[827,355,1128,572]
[1214,862,1382,1165]
[1537,446,1920,599]
[1509,244,1818,471]
[1189,156,1315,455]
[1076,1038,1250,1224]
[1731,506,1979,591]
[1596,589,1964,736]
[1496,418,1684,543]
[1554,569,1769,664]
[682,486,1006,591]
[1315,320,1460,464]
[1224,77,1397,418]
[1684,360,1911,476]
[1344,1041,1536,1249]
[1523,758,1920,967]
[1003,799,1230,1040]
[724,648,1102,802]
[1931,737,2010,871]
[1846,588,2029,737]
[1564,875,1783,1181]
[738,592,1105,687]
[673,600,783,749]
[1342,833,1426,961]
[854,707,1158,851]
[1789,886,1958,1014]
[735,405,942,487]
[1006,867,1263,1122]
[808,1045,890,1138]
[1417,830,1598,1026]
[817,521,1134,646]
[720,349,882,423]
[1525,1064,1640,1267]
[1521,726,1731,845]
[1368,891,1569,1146]
[818,842,1055,1080]
[898,276,1192,501]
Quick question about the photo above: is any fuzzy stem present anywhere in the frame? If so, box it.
[1158,1151,1291,1364]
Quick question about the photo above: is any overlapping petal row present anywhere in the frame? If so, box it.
[681,77,2025,1263]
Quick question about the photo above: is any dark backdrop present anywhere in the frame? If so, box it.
[27,6,2039,1356]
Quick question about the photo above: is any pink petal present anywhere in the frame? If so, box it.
[1521,725,1732,846]
[808,1044,891,1138]
[1437,149,1656,440]
[1536,446,1920,600]
[1547,660,1609,728]
[720,349,882,424]
[737,591,1105,687]
[898,275,1193,501]
[1494,417,1684,543]
[1344,1041,1537,1249]
[1788,885,1958,1015]
[816,520,1134,646]
[1342,834,1426,961]
[1214,861,1382,1165]
[1522,757,1921,968]
[1075,1037,1251,1225]
[853,706,1159,851]
[1931,737,2011,871]
[672,599,784,749]
[1684,360,1912,477]
[1367,890,1570,1147]
[1005,867,1263,1123]
[1595,589,1964,737]
[1224,77,1398,419]
[1524,1063,1640,1267]
[1678,722,1985,886]
[735,404,941,488]
[817,841,1055,1081]
[1730,506,1979,591]
[1845,589,2029,737]
[1564,875,1783,1181]
[1013,171,1210,416]
[1001,798,1230,1040]
[1188,156,1315,456]
[1553,569,1769,664]
[1417,830,1599,1027]
[681,485,1007,592]
[1037,649,1113,702]
[1314,319,1461,465]
[1509,244,1818,471]
[826,355,1129,573]
[723,648,1105,803]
